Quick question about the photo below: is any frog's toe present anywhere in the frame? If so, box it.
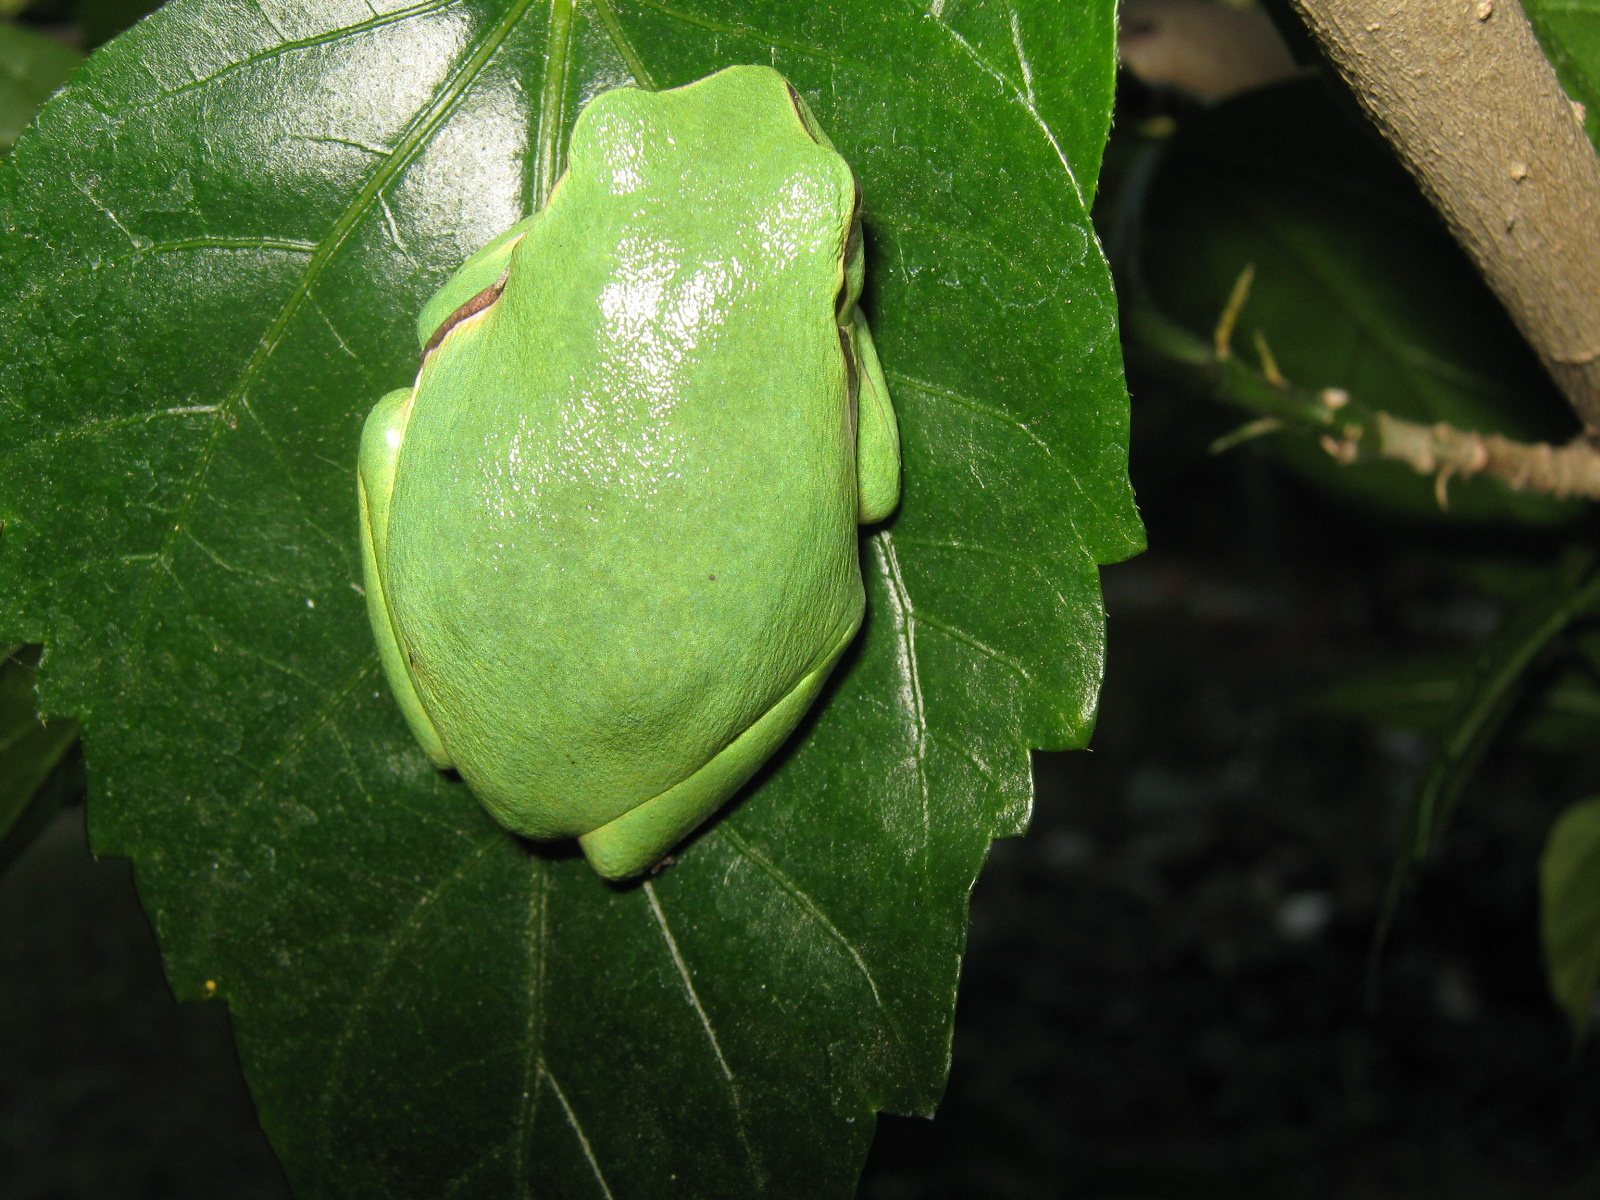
[578,617,859,880]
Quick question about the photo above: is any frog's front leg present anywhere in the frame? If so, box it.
[849,309,901,523]
[358,387,453,768]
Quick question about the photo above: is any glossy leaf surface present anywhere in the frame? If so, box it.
[0,1,1139,1195]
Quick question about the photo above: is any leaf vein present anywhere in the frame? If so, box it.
[872,532,931,853]
[126,0,541,658]
[884,370,1053,456]
[589,0,655,89]
[715,824,899,1028]
[155,0,459,102]
[516,866,552,1197]
[237,659,378,810]
[138,236,317,257]
[852,691,999,782]
[896,535,1079,615]
[620,0,852,68]
[916,611,1038,684]
[314,833,504,1174]
[539,1063,617,1199]
[918,2,1084,209]
[642,880,762,1187]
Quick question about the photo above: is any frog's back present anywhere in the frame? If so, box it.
[386,67,864,838]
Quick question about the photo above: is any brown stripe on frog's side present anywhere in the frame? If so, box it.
[421,271,509,362]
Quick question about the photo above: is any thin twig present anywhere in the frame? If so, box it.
[1124,272,1600,501]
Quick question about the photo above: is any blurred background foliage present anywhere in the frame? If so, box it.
[3,0,1600,1196]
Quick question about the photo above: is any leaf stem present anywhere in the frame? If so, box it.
[533,0,575,209]
[1123,285,1600,502]
[590,0,656,90]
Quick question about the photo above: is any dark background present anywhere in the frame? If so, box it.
[860,387,1600,1199]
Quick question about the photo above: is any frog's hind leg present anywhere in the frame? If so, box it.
[578,614,861,880]
[359,387,453,769]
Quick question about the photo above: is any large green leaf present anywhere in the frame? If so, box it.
[0,1,1139,1195]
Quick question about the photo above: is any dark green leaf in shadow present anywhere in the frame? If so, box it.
[0,643,82,874]
[1313,654,1600,755]
[77,0,168,50]
[0,1,1140,1195]
[1370,555,1600,998]
[1518,650,1600,757]
[1407,558,1600,862]
[1306,653,1465,735]
[1133,75,1579,523]
[1540,795,1600,1043]
[0,22,81,152]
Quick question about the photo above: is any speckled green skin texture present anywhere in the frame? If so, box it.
[357,66,900,879]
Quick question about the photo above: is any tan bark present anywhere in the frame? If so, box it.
[1291,0,1600,439]
[1318,412,1600,502]
[1119,0,1297,103]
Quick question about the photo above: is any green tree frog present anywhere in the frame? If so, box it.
[357,65,900,880]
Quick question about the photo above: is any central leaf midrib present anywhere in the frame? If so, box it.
[533,0,575,206]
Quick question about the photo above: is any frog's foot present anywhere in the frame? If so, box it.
[578,616,860,880]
